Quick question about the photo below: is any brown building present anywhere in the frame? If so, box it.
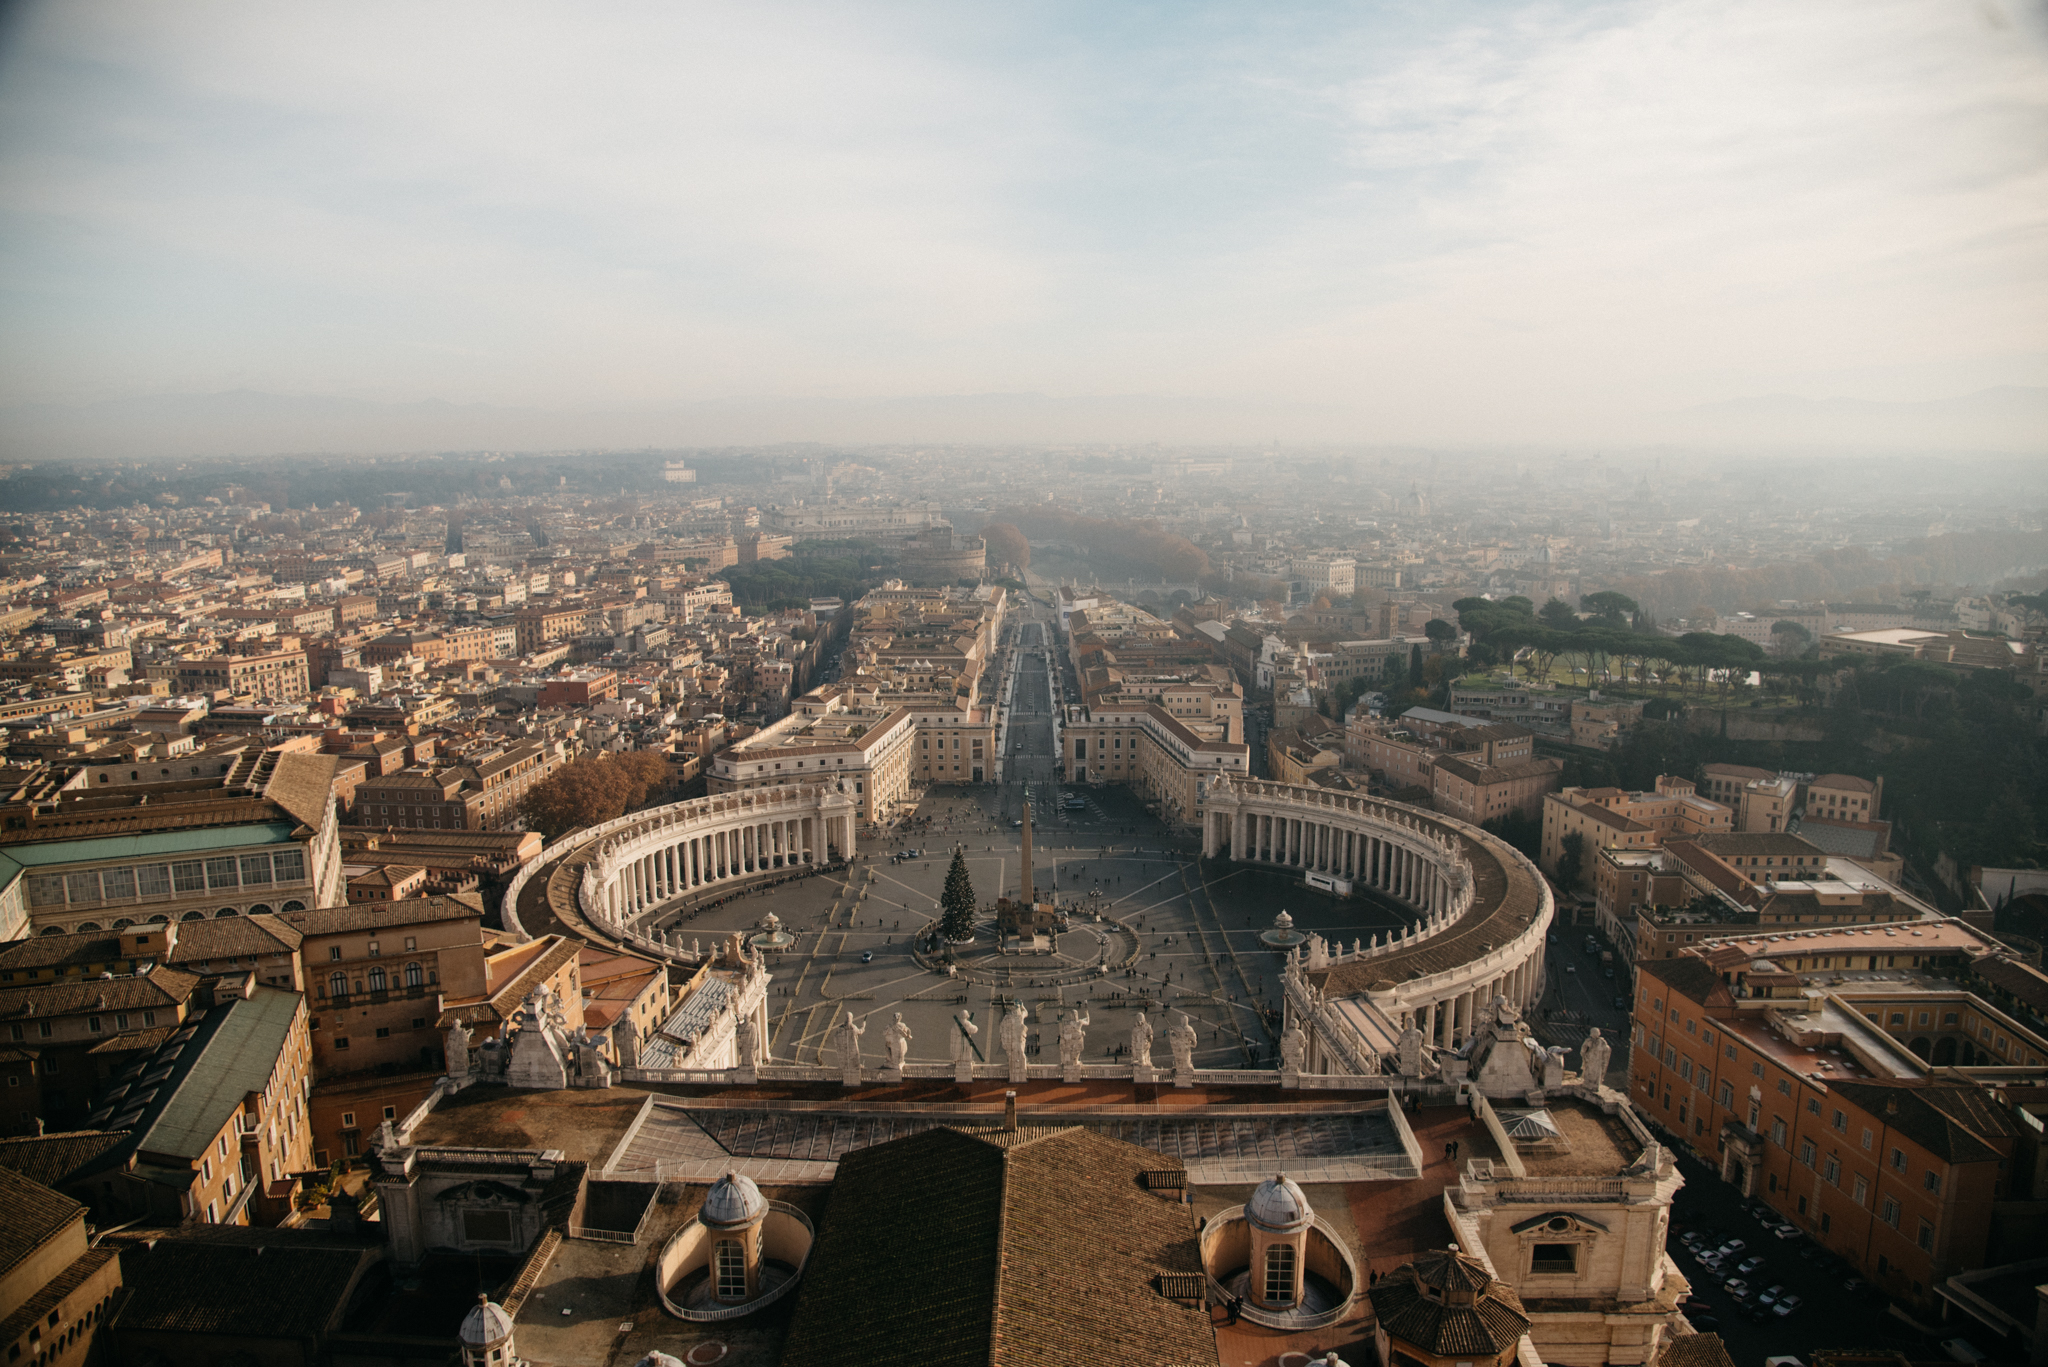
[286,893,488,1079]
[0,1166,123,1367]
[166,648,310,702]
[1631,924,2045,1311]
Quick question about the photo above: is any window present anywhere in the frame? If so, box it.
[341,1112,355,1127]
[1824,1156,1840,1184]
[1264,1244,1296,1304]
[404,962,424,989]
[1880,1197,1900,1228]
[1771,1119,1787,1147]
[1918,1219,1935,1252]
[1862,1128,1874,1152]
[1719,1081,1734,1107]
[1799,1140,1816,1167]
[1726,1044,1737,1061]
[1833,1109,1847,1132]
[1852,1175,1868,1205]
[334,1037,350,1050]
[1891,1148,1906,1173]
[1531,1244,1578,1275]
[329,972,346,998]
[715,1238,748,1300]
[1777,1078,1792,1096]
[1924,1170,1941,1194]
[329,947,342,961]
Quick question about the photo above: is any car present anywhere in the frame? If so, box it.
[860,950,874,963]
[1565,965,1577,974]
[1690,1314,1721,1332]
[1772,1221,1803,1240]
[1749,1304,1774,1324]
[1773,1293,1803,1317]
[1718,1238,1747,1256]
[1679,1231,1705,1246]
[1722,1278,1751,1298]
[1613,995,1629,1009]
[1602,966,1615,978]
[1758,1283,1786,1306]
[1696,1254,1724,1273]
[1737,1256,1766,1275]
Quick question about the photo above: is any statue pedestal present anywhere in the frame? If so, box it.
[734,1064,757,1086]
[1007,1062,1028,1084]
[840,1065,861,1087]
[1133,1065,1158,1084]
[1280,1067,1300,1090]
[1062,1063,1082,1083]
[881,1066,903,1084]
[1172,1066,1195,1089]
[954,1060,974,1083]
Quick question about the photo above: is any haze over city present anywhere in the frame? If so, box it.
[2,0,2046,454]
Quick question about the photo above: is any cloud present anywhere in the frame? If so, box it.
[0,0,2042,447]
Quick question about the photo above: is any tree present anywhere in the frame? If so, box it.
[1556,831,1587,892]
[517,751,670,840]
[1408,645,1425,690]
[1424,618,1458,653]
[1580,591,1638,629]
[939,847,978,941]
[1538,597,1580,630]
[982,522,1030,573]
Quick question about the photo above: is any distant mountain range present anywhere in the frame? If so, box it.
[0,384,2040,458]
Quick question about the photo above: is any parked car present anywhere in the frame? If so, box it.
[1722,1278,1751,1298]
[1613,995,1629,1009]
[1737,1255,1766,1275]
[861,950,874,963]
[1690,1314,1721,1331]
[1773,1293,1803,1317]
[1772,1221,1803,1240]
[1565,965,1577,974]
[1758,1284,1786,1306]
[1718,1239,1747,1256]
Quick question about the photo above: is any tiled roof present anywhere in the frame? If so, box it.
[1654,1332,1737,1367]
[0,1166,83,1283]
[166,912,303,962]
[780,1126,1216,1367]
[109,1236,372,1337]
[0,1245,115,1347]
[131,986,302,1162]
[1636,955,1725,1006]
[0,1130,129,1188]
[1367,1249,1528,1356]
[0,965,200,1021]
[1829,1082,2009,1166]
[281,893,484,936]
[1693,833,1825,858]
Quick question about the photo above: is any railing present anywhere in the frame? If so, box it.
[656,1200,815,1323]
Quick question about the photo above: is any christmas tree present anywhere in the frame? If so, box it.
[939,846,977,942]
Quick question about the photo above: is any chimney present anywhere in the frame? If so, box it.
[1003,1090,1017,1132]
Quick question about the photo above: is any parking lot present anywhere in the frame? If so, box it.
[1666,1144,1957,1365]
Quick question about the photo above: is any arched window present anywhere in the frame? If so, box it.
[113,919,133,930]
[215,907,239,918]
[404,962,424,989]
[1264,1244,1296,1305]
[368,966,387,993]
[329,972,347,999]
[75,922,100,933]
[281,900,306,913]
[715,1238,747,1300]
[248,904,273,916]
[182,910,207,921]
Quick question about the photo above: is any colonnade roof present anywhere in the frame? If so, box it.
[1303,823,1547,995]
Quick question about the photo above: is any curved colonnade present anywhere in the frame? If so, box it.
[1200,778,1553,1074]
[503,784,858,961]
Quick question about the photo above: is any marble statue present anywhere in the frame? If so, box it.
[1167,1010,1197,1074]
[833,1010,866,1068]
[1130,1009,1155,1069]
[1280,1022,1307,1074]
[1396,1021,1427,1077]
[445,1019,472,1077]
[1544,1044,1567,1090]
[376,1117,398,1152]
[1058,1008,1091,1068]
[882,1013,913,1071]
[950,1009,979,1062]
[734,1010,758,1068]
[1580,1027,1611,1083]
[999,1002,1029,1069]
[1491,991,1518,1026]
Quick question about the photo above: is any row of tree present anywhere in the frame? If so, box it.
[1454,593,1800,703]
[517,752,672,840]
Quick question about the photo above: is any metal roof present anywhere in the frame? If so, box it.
[0,821,300,884]
[132,986,301,1162]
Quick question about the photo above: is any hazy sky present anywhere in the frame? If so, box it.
[1,1,2044,448]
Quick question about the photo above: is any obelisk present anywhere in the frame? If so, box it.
[1019,786,1035,906]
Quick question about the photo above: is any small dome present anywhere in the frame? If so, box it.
[701,1170,767,1227]
[1246,1173,1313,1233]
[633,1354,687,1367]
[458,1294,514,1346]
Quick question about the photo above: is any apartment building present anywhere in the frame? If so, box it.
[164,648,310,702]
[1061,701,1251,827]
[1540,778,1732,875]
[347,740,559,832]
[287,894,489,1077]
[1631,923,2047,1311]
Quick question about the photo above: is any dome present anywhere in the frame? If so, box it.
[1245,1173,1313,1233]
[700,1170,767,1228]
[633,1354,687,1367]
[458,1294,514,1346]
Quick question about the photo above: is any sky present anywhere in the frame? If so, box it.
[1,0,2045,453]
